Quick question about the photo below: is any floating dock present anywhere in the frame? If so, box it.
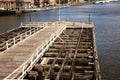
[0,21,101,80]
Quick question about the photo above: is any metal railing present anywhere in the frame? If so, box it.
[2,21,97,80]
[4,24,66,80]
[22,22,49,28]
[0,27,42,52]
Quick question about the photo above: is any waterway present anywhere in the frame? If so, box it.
[0,2,120,80]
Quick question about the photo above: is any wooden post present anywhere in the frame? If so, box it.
[13,38,16,45]
[25,32,27,38]
[6,41,9,49]
[20,35,22,41]
[55,53,68,80]
[27,71,38,80]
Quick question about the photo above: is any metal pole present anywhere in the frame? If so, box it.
[29,13,31,22]
[76,0,78,3]
[58,0,60,21]
[89,13,91,23]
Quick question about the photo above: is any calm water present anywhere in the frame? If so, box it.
[0,2,120,80]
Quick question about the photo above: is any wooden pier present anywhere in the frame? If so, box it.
[0,21,101,80]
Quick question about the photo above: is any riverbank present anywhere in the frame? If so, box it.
[0,6,68,16]
[21,5,68,13]
[0,2,91,16]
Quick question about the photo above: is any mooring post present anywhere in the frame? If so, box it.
[6,41,9,49]
[13,38,16,45]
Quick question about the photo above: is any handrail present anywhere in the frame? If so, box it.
[4,25,66,80]
[22,22,49,27]
[0,27,42,52]
[0,21,93,52]
[3,21,95,80]
[20,22,23,27]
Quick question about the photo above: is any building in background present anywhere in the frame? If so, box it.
[15,0,34,9]
[0,0,16,10]
[0,0,34,10]
[22,0,34,8]
[34,0,40,7]
[0,0,90,10]
[49,0,57,6]
[34,0,46,7]
[0,0,57,10]
[34,0,56,7]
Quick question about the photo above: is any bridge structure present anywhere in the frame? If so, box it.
[0,21,101,80]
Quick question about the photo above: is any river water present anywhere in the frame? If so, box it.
[0,2,120,80]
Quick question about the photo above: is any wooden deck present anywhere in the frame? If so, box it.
[0,22,66,80]
[0,21,100,80]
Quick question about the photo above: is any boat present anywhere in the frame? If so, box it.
[0,10,16,16]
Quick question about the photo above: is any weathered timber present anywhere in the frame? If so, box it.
[0,21,101,80]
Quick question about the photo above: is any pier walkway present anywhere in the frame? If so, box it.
[0,21,101,80]
[0,22,66,80]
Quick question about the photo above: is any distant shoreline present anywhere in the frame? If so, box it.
[0,2,92,16]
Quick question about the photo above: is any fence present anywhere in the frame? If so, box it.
[4,23,66,80]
